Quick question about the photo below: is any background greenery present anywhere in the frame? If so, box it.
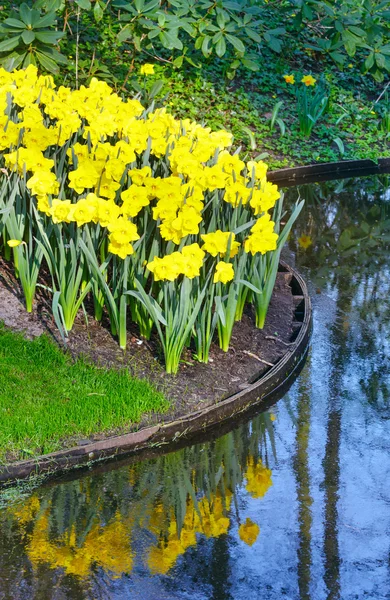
[0,0,389,168]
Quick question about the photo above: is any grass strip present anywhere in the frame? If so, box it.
[0,324,169,463]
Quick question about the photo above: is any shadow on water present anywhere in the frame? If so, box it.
[0,175,389,600]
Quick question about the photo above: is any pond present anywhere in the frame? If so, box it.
[0,175,389,600]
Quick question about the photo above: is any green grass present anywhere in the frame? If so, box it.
[0,324,169,463]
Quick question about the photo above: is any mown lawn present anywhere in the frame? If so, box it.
[0,324,168,463]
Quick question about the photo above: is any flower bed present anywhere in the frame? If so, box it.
[0,65,303,373]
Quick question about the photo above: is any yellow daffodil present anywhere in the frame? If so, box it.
[213,261,234,284]
[140,63,155,75]
[301,74,316,87]
[283,74,295,84]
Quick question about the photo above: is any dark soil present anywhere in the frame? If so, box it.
[0,256,296,447]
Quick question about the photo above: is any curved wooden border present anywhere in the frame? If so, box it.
[268,157,390,187]
[0,262,312,485]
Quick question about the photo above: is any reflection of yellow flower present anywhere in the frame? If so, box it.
[140,63,155,75]
[12,494,40,524]
[25,510,133,579]
[283,74,295,84]
[147,490,232,575]
[239,518,260,546]
[301,75,316,87]
[245,457,273,499]
[298,234,312,249]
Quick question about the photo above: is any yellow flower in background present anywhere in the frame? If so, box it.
[301,74,316,87]
[7,239,22,248]
[247,160,268,181]
[214,261,234,284]
[238,518,260,546]
[140,63,155,75]
[283,74,295,84]
[298,234,312,249]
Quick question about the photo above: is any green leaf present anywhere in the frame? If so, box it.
[202,35,211,56]
[117,25,133,42]
[35,50,59,73]
[365,52,375,70]
[215,36,226,57]
[375,53,386,69]
[19,3,33,26]
[75,0,92,8]
[333,137,345,155]
[225,34,245,53]
[266,35,282,53]
[0,37,21,53]
[241,57,259,71]
[159,30,183,50]
[4,18,26,29]
[35,31,64,44]
[21,30,35,45]
[34,12,57,28]
[330,51,345,64]
[173,54,184,67]
[94,1,104,21]
[245,27,262,43]
[241,125,256,150]
[149,80,164,97]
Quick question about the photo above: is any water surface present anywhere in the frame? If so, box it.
[0,176,389,600]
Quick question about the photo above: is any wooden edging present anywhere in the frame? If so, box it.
[268,157,390,187]
[0,262,312,485]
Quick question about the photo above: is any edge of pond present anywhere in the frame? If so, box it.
[268,157,390,187]
[0,261,312,485]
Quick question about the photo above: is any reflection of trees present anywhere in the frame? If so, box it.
[0,413,275,588]
[288,174,390,598]
[293,360,313,600]
[287,176,390,415]
[322,283,354,600]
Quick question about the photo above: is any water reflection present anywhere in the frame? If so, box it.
[1,412,274,591]
[1,176,389,599]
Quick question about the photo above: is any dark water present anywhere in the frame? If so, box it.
[1,176,389,600]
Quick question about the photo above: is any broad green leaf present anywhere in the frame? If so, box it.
[35,31,64,44]
[215,36,227,57]
[201,35,211,56]
[4,18,26,29]
[19,4,33,26]
[21,30,35,45]
[225,33,245,53]
[0,37,21,53]
[94,1,104,22]
[173,54,184,67]
[241,57,259,70]
[34,12,57,28]
[35,50,59,73]
[75,0,92,9]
